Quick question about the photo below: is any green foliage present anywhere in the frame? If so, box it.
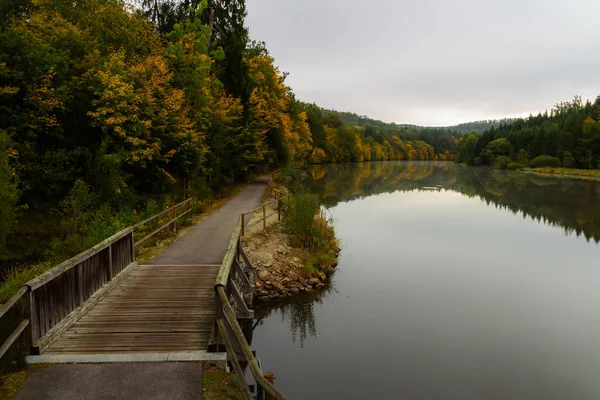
[530,155,561,168]
[0,131,18,258]
[562,151,575,168]
[516,149,530,165]
[480,138,514,165]
[507,162,527,170]
[476,96,600,170]
[456,131,480,164]
[284,193,322,249]
[493,156,513,169]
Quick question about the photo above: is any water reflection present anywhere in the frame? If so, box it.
[255,284,336,347]
[306,161,600,242]
[252,162,600,399]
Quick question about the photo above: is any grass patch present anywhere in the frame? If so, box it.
[201,363,246,400]
[523,167,600,180]
[283,193,339,276]
[0,364,50,400]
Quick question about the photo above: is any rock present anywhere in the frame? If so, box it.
[318,272,326,281]
[316,283,325,288]
[281,277,291,285]
[258,270,270,281]
[308,278,320,286]
[258,290,269,296]
[275,283,285,292]
[277,245,286,254]
[264,260,273,268]
[255,281,262,289]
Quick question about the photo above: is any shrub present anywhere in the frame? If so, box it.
[562,151,575,168]
[284,193,321,249]
[493,156,513,169]
[530,155,561,168]
[507,162,527,170]
[516,149,530,165]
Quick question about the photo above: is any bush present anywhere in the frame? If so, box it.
[530,155,561,168]
[284,193,321,249]
[493,156,513,169]
[507,162,527,170]
[562,151,575,168]
[516,149,530,165]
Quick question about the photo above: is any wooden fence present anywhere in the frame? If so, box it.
[0,199,192,358]
[214,216,288,400]
[240,196,289,238]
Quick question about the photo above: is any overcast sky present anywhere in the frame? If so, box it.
[245,0,600,126]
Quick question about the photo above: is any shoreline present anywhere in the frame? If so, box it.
[520,167,600,181]
[242,185,340,304]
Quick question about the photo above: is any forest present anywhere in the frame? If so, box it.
[0,0,456,268]
[456,96,600,170]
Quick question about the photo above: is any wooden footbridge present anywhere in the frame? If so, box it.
[0,178,288,400]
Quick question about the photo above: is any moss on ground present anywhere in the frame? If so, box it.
[0,364,50,400]
[202,363,247,400]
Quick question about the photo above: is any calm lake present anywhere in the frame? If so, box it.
[252,161,600,400]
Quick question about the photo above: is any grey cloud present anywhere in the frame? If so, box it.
[246,0,600,126]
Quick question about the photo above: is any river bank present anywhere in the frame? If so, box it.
[522,167,600,181]
[245,229,338,302]
[242,187,340,303]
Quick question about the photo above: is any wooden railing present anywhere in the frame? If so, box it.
[133,198,193,246]
[24,228,136,353]
[0,199,192,358]
[240,196,289,238]
[214,216,288,400]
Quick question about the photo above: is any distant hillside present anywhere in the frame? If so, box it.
[442,119,517,133]
[325,110,516,134]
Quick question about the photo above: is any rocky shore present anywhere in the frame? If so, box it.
[243,230,338,303]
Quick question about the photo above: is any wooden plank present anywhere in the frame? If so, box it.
[27,351,226,364]
[233,258,253,293]
[134,208,192,246]
[216,319,253,400]
[0,320,29,359]
[230,281,250,316]
[26,227,134,290]
[35,262,138,354]
[132,198,192,229]
[217,287,288,400]
[216,219,242,287]
[0,286,27,318]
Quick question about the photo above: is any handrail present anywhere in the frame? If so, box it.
[25,227,134,290]
[132,198,193,229]
[0,287,29,360]
[217,286,288,400]
[215,216,288,399]
[0,198,192,359]
[0,286,27,318]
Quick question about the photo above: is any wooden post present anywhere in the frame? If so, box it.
[21,289,35,352]
[277,199,281,221]
[155,214,160,246]
[264,372,275,400]
[129,232,135,264]
[77,264,84,305]
[107,244,113,281]
[241,214,245,239]
[263,205,267,231]
[173,207,177,233]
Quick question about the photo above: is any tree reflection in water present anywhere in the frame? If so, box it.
[255,283,337,347]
